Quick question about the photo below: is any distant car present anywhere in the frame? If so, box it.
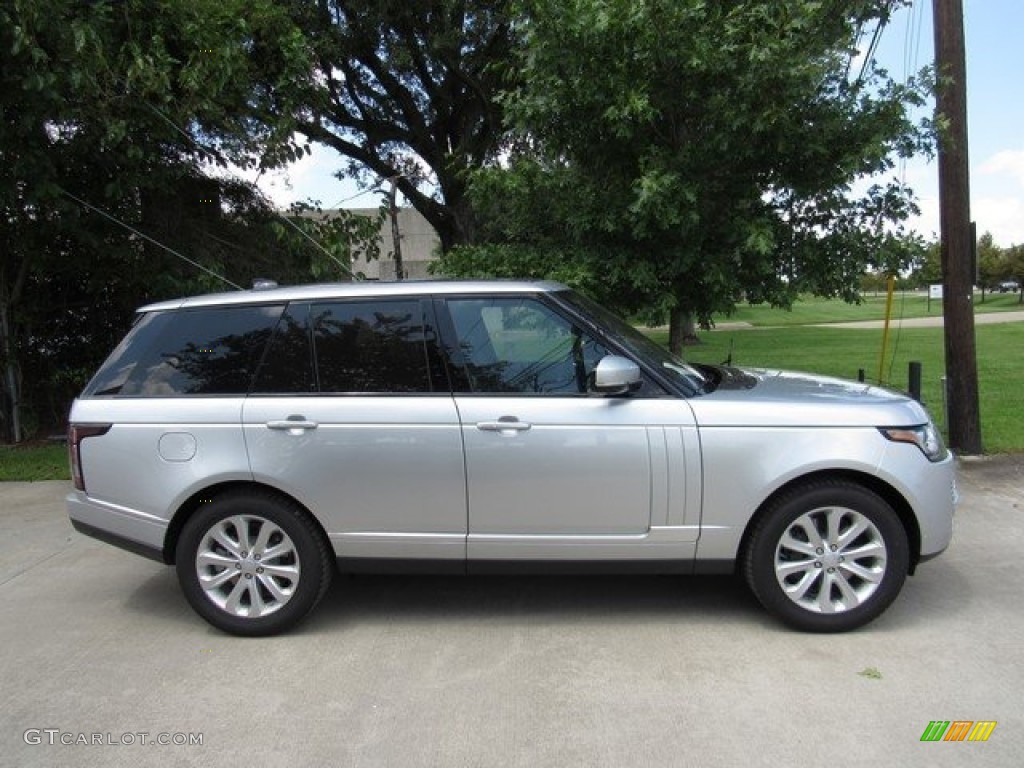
[67,280,956,636]
[997,280,1020,293]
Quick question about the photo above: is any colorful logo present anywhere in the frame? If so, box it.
[921,721,997,742]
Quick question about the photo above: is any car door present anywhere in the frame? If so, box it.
[242,298,466,563]
[439,294,700,562]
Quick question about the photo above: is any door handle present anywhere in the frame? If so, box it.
[477,418,532,433]
[266,417,318,431]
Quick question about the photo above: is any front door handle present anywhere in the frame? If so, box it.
[477,417,532,433]
[266,416,318,431]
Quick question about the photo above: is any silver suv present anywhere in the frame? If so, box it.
[67,280,956,635]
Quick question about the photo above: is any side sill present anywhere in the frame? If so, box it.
[71,520,168,564]
[470,560,693,575]
[335,558,694,576]
[337,558,465,575]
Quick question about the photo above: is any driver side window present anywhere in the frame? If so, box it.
[444,298,610,394]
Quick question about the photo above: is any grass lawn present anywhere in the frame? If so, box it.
[0,443,70,482]
[647,322,1023,453]
[715,291,1023,327]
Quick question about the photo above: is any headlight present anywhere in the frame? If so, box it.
[879,423,948,462]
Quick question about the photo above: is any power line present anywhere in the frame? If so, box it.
[60,189,242,290]
[856,19,887,84]
[327,186,385,209]
[276,214,359,279]
[144,102,354,274]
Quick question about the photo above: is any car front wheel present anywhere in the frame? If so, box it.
[743,480,909,632]
[176,491,332,636]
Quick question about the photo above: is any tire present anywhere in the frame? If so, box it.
[175,490,333,636]
[743,480,909,633]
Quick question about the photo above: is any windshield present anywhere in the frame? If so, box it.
[557,290,708,396]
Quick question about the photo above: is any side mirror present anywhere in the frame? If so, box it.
[591,355,642,396]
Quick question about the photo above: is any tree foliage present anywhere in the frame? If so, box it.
[252,0,517,252]
[973,233,1024,302]
[1,0,377,440]
[439,0,932,351]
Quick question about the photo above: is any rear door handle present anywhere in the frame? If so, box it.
[477,418,532,433]
[266,416,318,431]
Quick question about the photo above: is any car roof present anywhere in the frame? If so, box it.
[138,279,569,312]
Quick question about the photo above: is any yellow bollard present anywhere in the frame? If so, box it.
[877,273,896,384]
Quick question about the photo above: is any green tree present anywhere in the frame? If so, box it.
[976,231,1002,300]
[1,0,327,440]
[440,0,930,352]
[1005,244,1024,303]
[909,240,942,287]
[249,0,517,252]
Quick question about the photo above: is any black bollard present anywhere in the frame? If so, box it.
[908,361,922,403]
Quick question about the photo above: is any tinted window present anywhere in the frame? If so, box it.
[445,297,611,394]
[250,304,315,394]
[311,300,432,393]
[83,311,171,396]
[85,305,284,397]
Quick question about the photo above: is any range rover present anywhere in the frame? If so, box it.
[67,280,956,635]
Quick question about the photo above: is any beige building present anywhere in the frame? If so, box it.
[348,207,441,280]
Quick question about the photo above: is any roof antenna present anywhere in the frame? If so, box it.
[722,337,735,367]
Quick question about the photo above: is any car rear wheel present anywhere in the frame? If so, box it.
[743,480,909,632]
[176,491,332,636]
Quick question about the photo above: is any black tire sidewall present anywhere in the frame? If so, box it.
[175,492,330,636]
[746,482,909,633]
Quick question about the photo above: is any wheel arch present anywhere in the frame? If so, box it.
[162,481,329,565]
[736,469,922,576]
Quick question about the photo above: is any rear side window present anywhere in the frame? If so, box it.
[83,305,284,396]
[311,300,433,393]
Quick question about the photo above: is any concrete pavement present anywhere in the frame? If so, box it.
[1,460,1021,767]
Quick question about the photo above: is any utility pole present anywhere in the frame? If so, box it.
[933,0,982,453]
[387,177,404,280]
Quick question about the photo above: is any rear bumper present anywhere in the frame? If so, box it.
[66,492,169,563]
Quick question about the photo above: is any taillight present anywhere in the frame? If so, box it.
[68,423,112,492]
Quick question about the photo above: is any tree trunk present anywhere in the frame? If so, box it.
[668,307,700,356]
[0,264,26,444]
[429,185,477,254]
[398,170,477,254]
[1,328,21,443]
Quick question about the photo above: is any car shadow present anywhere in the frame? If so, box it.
[121,561,969,636]
[306,572,768,632]
[123,565,193,623]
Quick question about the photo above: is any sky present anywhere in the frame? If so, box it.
[871,0,1024,247]
[252,0,1024,247]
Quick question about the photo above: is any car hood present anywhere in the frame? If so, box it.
[687,366,932,428]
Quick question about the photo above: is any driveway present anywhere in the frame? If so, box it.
[1,459,1021,767]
